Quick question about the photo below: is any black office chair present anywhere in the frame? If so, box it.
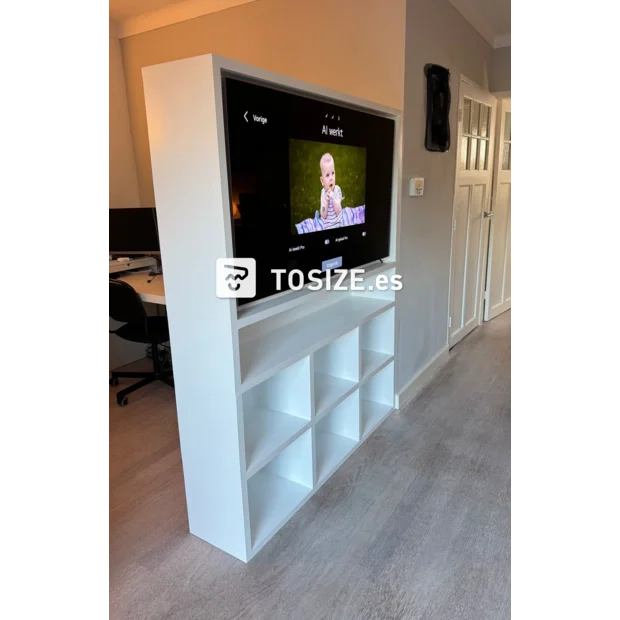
[109,279,173,406]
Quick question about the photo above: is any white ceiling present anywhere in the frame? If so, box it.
[449,0,511,48]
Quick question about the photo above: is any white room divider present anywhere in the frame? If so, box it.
[142,54,402,561]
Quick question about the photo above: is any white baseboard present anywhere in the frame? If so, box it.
[395,346,450,410]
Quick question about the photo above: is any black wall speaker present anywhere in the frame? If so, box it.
[424,64,451,152]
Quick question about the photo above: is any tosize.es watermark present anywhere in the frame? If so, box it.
[216,258,402,299]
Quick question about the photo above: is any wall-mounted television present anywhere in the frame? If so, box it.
[222,75,395,304]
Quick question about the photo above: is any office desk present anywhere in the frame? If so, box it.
[109,256,157,274]
[117,271,166,305]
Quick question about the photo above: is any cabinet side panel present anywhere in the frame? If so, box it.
[143,55,247,561]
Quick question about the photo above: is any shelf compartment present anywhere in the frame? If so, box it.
[361,307,395,381]
[360,399,393,440]
[315,391,360,485]
[248,429,313,550]
[243,357,312,476]
[313,328,360,417]
[236,261,396,328]
[361,350,393,382]
[360,361,395,439]
[239,296,394,392]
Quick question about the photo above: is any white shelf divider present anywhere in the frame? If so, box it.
[248,429,313,551]
[244,408,310,478]
[314,374,357,419]
[361,361,395,438]
[361,350,393,382]
[243,357,312,476]
[315,390,360,484]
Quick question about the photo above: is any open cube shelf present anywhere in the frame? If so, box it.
[239,311,395,559]
[361,307,395,381]
[238,296,393,392]
[243,357,312,476]
[315,391,360,484]
[248,429,313,550]
[313,328,360,417]
[361,362,395,439]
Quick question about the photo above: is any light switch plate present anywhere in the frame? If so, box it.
[409,177,424,196]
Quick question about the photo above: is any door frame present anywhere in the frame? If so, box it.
[446,75,497,347]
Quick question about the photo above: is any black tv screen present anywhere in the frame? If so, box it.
[222,75,395,304]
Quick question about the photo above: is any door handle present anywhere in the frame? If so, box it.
[483,211,495,218]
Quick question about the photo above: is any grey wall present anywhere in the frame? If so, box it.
[396,0,492,394]
[490,46,511,93]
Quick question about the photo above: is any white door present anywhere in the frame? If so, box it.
[484,98,511,320]
[448,80,496,348]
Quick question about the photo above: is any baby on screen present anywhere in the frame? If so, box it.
[319,153,343,229]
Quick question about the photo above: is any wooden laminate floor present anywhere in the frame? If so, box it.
[110,312,511,619]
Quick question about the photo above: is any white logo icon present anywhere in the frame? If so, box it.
[216,258,256,298]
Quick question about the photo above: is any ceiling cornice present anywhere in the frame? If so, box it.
[494,33,511,49]
[116,0,256,39]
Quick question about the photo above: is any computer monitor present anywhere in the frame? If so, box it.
[109,208,160,255]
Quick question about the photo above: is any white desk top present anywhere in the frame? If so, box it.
[117,270,166,305]
[109,256,157,274]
